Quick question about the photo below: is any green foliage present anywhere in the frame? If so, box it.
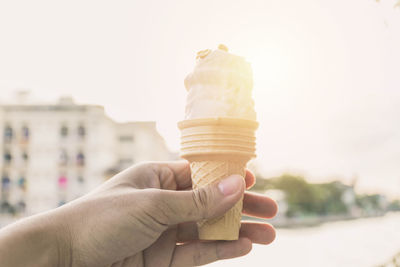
[250,176,273,192]
[314,182,348,215]
[388,200,400,211]
[271,175,317,217]
[253,173,392,217]
[253,174,349,217]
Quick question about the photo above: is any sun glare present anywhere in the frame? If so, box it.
[244,43,296,120]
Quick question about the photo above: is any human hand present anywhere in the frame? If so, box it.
[55,161,277,266]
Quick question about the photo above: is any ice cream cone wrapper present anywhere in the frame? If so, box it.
[178,117,258,240]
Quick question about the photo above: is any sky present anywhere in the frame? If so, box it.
[0,0,399,197]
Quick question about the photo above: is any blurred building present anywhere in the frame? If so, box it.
[0,96,174,215]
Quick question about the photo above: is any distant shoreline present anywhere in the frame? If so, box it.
[244,211,399,229]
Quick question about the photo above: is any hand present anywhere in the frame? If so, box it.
[59,161,278,266]
[0,161,277,267]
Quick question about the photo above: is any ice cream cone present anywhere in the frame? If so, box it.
[178,117,258,240]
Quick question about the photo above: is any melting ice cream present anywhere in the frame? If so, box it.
[184,45,256,120]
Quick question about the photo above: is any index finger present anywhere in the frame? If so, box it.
[164,161,192,190]
[167,161,256,191]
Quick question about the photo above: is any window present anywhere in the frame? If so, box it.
[4,151,12,164]
[119,158,133,166]
[77,176,84,184]
[1,175,11,192]
[77,152,85,166]
[4,125,13,143]
[60,125,68,137]
[119,135,134,142]
[22,151,29,162]
[59,149,68,165]
[17,201,26,212]
[18,177,26,190]
[21,125,29,141]
[58,176,68,189]
[78,125,85,138]
[1,201,12,213]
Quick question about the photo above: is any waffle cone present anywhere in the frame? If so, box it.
[178,117,258,240]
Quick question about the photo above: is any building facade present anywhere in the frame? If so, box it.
[0,97,173,216]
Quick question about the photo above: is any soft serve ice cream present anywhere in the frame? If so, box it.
[184,45,256,120]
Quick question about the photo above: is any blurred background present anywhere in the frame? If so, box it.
[1,0,400,266]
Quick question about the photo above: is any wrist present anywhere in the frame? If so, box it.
[50,208,74,267]
[0,209,72,267]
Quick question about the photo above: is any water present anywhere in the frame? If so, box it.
[1,212,399,266]
[210,212,400,267]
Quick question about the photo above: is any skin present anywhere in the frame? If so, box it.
[0,161,277,267]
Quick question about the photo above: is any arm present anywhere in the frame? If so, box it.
[0,162,277,267]
[0,210,70,267]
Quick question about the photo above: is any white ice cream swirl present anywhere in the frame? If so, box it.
[184,45,256,120]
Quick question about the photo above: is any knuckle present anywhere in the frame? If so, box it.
[135,161,158,176]
[159,166,174,181]
[141,190,170,227]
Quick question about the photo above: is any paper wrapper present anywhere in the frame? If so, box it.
[178,117,258,240]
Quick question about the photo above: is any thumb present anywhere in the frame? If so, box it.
[150,175,245,225]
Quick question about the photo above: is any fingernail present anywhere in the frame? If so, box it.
[218,175,243,196]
